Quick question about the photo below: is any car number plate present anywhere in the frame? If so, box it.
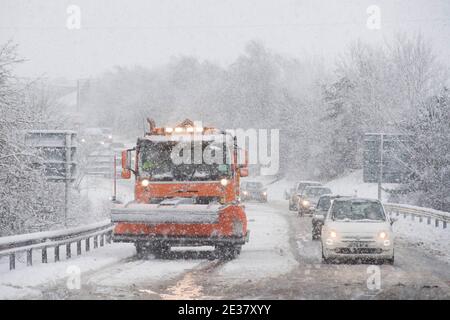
[348,241,368,248]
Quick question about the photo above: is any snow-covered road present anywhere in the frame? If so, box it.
[1,196,449,299]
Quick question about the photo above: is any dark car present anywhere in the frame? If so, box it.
[312,195,348,240]
[287,181,322,211]
[297,186,332,216]
[241,181,267,202]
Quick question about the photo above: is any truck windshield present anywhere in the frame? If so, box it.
[138,140,232,181]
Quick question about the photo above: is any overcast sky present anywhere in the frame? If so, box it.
[1,0,449,80]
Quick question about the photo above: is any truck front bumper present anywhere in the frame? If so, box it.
[113,231,250,246]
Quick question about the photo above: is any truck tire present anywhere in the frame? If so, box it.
[215,245,241,260]
[148,244,170,259]
[135,242,170,259]
[135,242,145,259]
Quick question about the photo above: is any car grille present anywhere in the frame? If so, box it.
[341,235,375,242]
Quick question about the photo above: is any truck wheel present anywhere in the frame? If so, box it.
[216,245,241,260]
[135,242,145,259]
[149,244,170,259]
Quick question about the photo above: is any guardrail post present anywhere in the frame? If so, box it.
[411,214,415,221]
[443,221,447,229]
[106,231,112,244]
[26,249,33,266]
[42,247,48,263]
[396,211,399,217]
[419,216,423,223]
[9,254,15,270]
[94,235,98,249]
[86,237,90,251]
[100,234,104,247]
[77,241,82,255]
[54,246,60,262]
[435,219,439,228]
[403,212,407,219]
[66,243,71,259]
[427,217,431,225]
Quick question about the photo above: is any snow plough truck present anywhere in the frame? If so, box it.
[111,119,249,259]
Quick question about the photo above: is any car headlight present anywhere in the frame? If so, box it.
[330,230,337,238]
[243,191,248,195]
[378,231,387,239]
[262,192,267,196]
[302,200,310,207]
[141,179,150,187]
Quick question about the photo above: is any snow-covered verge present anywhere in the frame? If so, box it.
[324,169,401,201]
[0,243,136,299]
[393,217,450,263]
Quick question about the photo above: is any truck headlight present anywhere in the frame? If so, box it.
[330,230,337,238]
[220,178,229,186]
[243,191,248,195]
[141,179,150,187]
[302,200,310,207]
[262,192,267,196]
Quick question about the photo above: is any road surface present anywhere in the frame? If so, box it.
[14,199,449,300]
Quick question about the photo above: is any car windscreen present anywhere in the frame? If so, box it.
[317,197,331,210]
[304,188,331,197]
[246,182,263,189]
[297,182,321,192]
[138,140,232,181]
[331,201,386,221]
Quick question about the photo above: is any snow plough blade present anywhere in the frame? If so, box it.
[110,202,222,224]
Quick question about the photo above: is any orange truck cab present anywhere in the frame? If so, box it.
[111,119,249,259]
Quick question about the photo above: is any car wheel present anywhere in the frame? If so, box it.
[321,248,330,264]
[385,257,394,265]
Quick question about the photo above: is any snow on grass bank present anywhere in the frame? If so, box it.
[0,243,136,299]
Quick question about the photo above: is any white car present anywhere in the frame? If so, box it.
[321,198,395,264]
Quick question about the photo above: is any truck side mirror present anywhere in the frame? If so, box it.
[240,167,249,177]
[238,148,249,177]
[121,150,132,179]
